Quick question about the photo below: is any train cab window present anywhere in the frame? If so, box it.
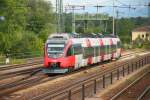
[47,43,65,58]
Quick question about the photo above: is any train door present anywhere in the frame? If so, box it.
[117,41,121,58]
[104,40,108,60]
[73,44,83,69]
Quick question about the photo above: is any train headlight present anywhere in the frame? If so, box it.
[58,53,63,57]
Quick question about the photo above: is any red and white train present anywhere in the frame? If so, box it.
[43,33,121,73]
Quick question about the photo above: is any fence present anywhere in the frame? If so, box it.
[32,54,150,100]
[0,51,43,65]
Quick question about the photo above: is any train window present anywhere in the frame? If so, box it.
[110,45,113,53]
[109,45,111,53]
[95,46,99,56]
[83,48,88,58]
[107,45,110,54]
[114,45,117,52]
[47,43,65,58]
[100,45,105,55]
[111,45,116,53]
[73,44,82,55]
[105,45,107,54]
[111,45,113,52]
[67,47,73,56]
[83,47,94,58]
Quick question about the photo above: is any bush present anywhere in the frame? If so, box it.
[10,32,43,58]
[132,36,150,50]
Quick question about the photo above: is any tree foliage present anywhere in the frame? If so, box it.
[0,0,55,55]
[0,0,149,56]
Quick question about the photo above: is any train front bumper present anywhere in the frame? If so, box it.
[42,68,69,74]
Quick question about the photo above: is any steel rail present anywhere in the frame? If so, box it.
[0,52,149,100]
[0,61,43,71]
[137,86,150,100]
[30,56,147,100]
[0,75,62,96]
[0,67,42,80]
[110,71,150,100]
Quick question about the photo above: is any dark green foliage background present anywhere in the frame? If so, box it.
[0,0,55,56]
[0,0,149,56]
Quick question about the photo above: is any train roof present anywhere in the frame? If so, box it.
[48,33,119,40]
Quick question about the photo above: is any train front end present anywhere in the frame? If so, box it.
[43,34,74,74]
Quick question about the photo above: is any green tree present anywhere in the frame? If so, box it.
[26,0,55,35]
[117,18,135,44]
[0,0,55,55]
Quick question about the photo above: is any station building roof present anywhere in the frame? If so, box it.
[132,26,150,32]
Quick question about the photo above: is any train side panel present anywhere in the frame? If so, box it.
[43,34,122,73]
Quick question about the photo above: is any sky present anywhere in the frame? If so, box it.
[46,0,150,17]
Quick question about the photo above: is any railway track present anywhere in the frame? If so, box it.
[0,73,62,97]
[25,54,149,100]
[137,86,150,100]
[120,50,146,59]
[110,71,150,100]
[0,60,43,71]
[0,66,42,80]
[0,51,149,100]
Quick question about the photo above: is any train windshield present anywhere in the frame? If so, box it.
[47,43,65,58]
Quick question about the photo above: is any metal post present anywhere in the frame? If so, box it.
[56,0,63,33]
[141,59,143,67]
[117,69,119,80]
[142,59,143,66]
[148,2,150,17]
[136,61,137,70]
[146,56,147,64]
[149,56,150,63]
[68,90,71,100]
[132,63,134,72]
[144,58,145,65]
[138,60,140,68]
[122,66,125,77]
[110,72,113,84]
[128,64,130,74]
[145,57,146,65]
[103,75,105,88]
[148,56,149,64]
[82,85,85,100]
[94,80,97,94]
[112,0,115,35]
[72,6,76,33]
[139,60,141,67]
